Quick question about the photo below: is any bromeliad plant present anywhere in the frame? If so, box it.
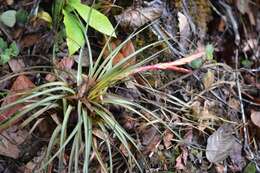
[0,2,205,172]
[0,36,173,172]
[0,29,204,172]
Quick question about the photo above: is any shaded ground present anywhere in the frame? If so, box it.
[0,0,259,172]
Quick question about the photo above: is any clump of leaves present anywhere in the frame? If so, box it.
[0,38,19,64]
[189,44,214,69]
[53,0,116,55]
[0,23,189,172]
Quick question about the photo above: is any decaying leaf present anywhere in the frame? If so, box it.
[191,101,218,124]
[175,146,188,170]
[115,2,163,28]
[206,124,236,163]
[178,12,191,49]
[45,57,75,82]
[103,39,135,66]
[0,75,35,125]
[22,147,45,172]
[140,126,161,155]
[73,49,89,67]
[235,0,255,25]
[250,110,260,128]
[19,33,41,48]
[119,143,130,157]
[202,70,215,89]
[8,59,25,72]
[163,129,173,149]
[0,126,29,159]
[121,114,138,130]
[229,141,246,171]
[228,97,240,110]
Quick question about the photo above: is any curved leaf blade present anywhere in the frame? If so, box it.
[70,2,116,37]
[63,10,85,55]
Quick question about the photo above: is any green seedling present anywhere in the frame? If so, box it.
[0,38,19,64]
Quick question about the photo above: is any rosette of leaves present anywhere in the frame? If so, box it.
[0,21,187,172]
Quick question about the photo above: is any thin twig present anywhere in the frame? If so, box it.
[234,49,257,168]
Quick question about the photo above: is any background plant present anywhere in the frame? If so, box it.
[52,0,116,55]
[0,18,192,171]
[0,37,19,64]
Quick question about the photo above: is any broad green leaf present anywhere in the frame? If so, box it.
[205,44,214,60]
[243,162,256,173]
[0,50,11,64]
[9,42,19,56]
[63,10,85,55]
[0,37,7,50]
[69,2,116,37]
[242,59,253,68]
[68,0,80,3]
[0,10,16,27]
[190,59,203,69]
[16,9,28,24]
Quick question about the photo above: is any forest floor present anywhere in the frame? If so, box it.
[0,0,259,172]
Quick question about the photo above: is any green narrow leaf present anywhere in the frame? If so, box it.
[69,2,116,37]
[63,10,85,55]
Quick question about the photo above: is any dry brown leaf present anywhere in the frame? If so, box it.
[229,141,246,171]
[8,59,25,72]
[251,110,260,128]
[57,57,74,69]
[115,2,163,28]
[122,114,137,130]
[206,124,236,163]
[141,126,157,146]
[45,74,56,82]
[19,33,41,48]
[119,143,130,157]
[202,70,215,89]
[73,49,89,67]
[228,97,240,110]
[103,39,135,66]
[163,129,173,149]
[218,18,226,32]
[175,146,188,170]
[236,0,249,14]
[140,126,161,155]
[5,0,13,5]
[45,57,74,82]
[0,75,35,126]
[243,39,258,52]
[92,128,106,141]
[0,126,29,159]
[178,12,191,49]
